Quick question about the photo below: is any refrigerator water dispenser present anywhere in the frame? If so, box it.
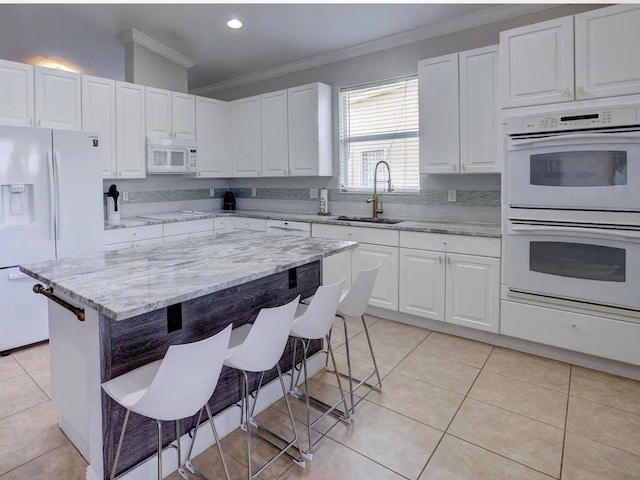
[1,184,34,225]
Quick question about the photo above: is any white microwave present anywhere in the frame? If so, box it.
[146,138,198,174]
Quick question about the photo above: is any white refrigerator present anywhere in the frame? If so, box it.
[0,126,104,354]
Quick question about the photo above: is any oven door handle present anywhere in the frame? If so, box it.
[510,131,640,147]
[510,224,640,241]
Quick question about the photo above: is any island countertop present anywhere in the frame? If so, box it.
[21,231,357,321]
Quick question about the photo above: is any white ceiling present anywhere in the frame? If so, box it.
[2,4,558,92]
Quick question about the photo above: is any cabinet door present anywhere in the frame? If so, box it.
[399,248,445,321]
[116,81,146,179]
[500,16,574,108]
[172,92,196,140]
[288,83,320,176]
[575,4,640,100]
[145,87,172,138]
[353,244,399,311]
[0,59,34,126]
[231,96,262,177]
[34,67,81,130]
[322,250,352,295]
[459,45,500,174]
[262,90,289,176]
[82,76,116,178]
[195,97,230,178]
[445,253,500,333]
[419,54,460,174]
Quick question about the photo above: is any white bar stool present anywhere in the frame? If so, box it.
[330,264,383,417]
[289,277,350,460]
[224,296,305,480]
[101,325,233,480]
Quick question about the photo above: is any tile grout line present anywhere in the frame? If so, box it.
[559,365,573,479]
[414,344,494,479]
[0,441,69,477]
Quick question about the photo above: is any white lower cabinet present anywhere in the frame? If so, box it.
[398,237,500,333]
[399,249,445,321]
[353,244,399,311]
[445,253,500,333]
[321,250,352,294]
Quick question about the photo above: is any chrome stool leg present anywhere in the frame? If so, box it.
[110,409,130,480]
[157,420,163,480]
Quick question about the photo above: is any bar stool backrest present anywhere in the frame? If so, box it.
[337,264,381,318]
[226,296,300,373]
[131,324,232,421]
[291,277,346,340]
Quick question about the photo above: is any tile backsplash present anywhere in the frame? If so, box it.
[103,173,501,224]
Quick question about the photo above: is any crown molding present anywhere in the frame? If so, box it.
[190,3,559,96]
[117,28,196,69]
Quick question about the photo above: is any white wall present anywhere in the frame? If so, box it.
[127,43,188,93]
[0,4,125,80]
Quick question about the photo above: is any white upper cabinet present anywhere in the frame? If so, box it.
[261,89,289,177]
[171,92,196,140]
[501,5,640,108]
[115,81,146,179]
[0,59,34,126]
[145,87,172,138]
[574,4,640,100]
[419,53,460,174]
[82,75,116,178]
[420,46,499,174]
[231,95,262,177]
[145,88,196,140]
[459,45,499,174]
[195,96,230,178]
[35,66,81,130]
[288,82,332,176]
[500,16,574,108]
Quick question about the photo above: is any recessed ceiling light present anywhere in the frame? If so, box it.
[227,18,242,29]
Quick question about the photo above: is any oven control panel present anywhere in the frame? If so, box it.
[509,105,639,133]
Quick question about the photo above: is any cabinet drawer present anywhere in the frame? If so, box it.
[213,217,232,231]
[233,217,266,231]
[501,300,640,365]
[266,219,310,233]
[400,231,500,257]
[163,219,213,237]
[104,224,163,245]
[312,224,399,246]
[164,231,213,243]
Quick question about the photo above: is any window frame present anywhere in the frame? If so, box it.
[339,75,420,193]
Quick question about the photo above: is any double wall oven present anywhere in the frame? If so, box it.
[505,102,640,313]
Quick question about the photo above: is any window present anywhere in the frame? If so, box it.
[339,76,419,191]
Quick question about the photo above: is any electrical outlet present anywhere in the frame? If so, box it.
[122,191,129,202]
[251,187,257,197]
[309,188,319,199]
[447,190,457,202]
[209,188,215,197]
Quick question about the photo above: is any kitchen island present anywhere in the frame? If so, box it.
[20,231,357,480]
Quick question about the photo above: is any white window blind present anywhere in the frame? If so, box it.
[339,76,419,191]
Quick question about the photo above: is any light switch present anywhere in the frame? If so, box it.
[447,190,457,202]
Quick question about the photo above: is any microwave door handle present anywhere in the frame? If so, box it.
[510,132,640,147]
[510,224,640,241]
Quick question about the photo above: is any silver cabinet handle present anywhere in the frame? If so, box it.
[452,164,457,172]
[447,256,451,265]
[438,256,442,264]
[564,88,571,97]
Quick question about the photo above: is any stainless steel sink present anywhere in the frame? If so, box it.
[335,216,404,225]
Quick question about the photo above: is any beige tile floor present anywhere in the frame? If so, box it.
[3,317,640,479]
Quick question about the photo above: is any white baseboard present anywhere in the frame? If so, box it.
[102,351,326,480]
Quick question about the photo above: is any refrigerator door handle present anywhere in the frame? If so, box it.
[54,151,62,240]
[47,151,55,241]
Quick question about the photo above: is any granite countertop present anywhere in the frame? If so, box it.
[105,210,501,237]
[21,232,357,321]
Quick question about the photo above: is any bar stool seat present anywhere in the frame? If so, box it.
[329,264,383,417]
[102,325,233,480]
[288,277,349,460]
[223,296,305,480]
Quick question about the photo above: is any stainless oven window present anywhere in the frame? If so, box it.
[530,151,627,187]
[530,241,626,282]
